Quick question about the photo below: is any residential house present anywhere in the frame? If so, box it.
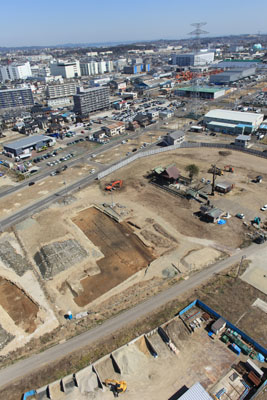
[200,205,224,223]
[164,130,185,146]
[102,121,125,136]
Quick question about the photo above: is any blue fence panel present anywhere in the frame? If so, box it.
[178,300,197,316]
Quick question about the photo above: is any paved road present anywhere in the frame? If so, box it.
[0,125,155,200]
[0,133,161,230]
[0,241,264,388]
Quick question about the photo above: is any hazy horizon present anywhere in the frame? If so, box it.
[1,0,267,47]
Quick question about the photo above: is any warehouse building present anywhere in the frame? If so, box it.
[4,135,54,156]
[73,86,110,116]
[0,87,34,110]
[172,52,214,67]
[204,109,264,134]
[210,67,256,85]
[175,86,226,100]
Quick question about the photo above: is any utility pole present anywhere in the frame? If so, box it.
[236,255,246,279]
[211,164,216,195]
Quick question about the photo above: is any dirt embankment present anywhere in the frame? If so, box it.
[0,277,39,333]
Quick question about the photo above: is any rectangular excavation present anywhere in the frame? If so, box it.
[72,207,154,306]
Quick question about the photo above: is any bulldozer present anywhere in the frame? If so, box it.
[104,379,127,397]
[105,180,123,191]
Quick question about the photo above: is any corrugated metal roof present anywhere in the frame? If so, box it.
[236,135,251,141]
[178,86,225,93]
[179,382,213,400]
[4,135,51,150]
[205,109,263,124]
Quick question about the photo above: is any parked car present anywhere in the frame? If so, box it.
[28,181,35,186]
[236,213,245,219]
[260,205,267,211]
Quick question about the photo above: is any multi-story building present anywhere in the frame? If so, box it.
[98,61,107,74]
[73,86,110,116]
[0,62,32,82]
[105,60,113,73]
[172,52,214,67]
[80,61,99,76]
[50,60,81,78]
[0,87,34,110]
[46,82,77,98]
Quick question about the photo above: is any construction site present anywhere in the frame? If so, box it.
[22,300,267,399]
[0,145,266,399]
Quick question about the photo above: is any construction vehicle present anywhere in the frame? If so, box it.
[104,379,127,397]
[253,216,261,226]
[224,165,234,173]
[208,166,224,176]
[105,180,123,191]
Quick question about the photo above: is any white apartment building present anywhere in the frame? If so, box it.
[46,82,77,98]
[105,60,113,73]
[98,61,107,74]
[0,62,32,82]
[50,60,81,78]
[80,61,99,76]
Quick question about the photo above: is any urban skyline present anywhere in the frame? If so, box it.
[1,0,267,47]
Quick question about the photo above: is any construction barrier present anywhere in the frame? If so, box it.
[178,299,267,357]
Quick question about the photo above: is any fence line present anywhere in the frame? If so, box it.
[97,141,267,180]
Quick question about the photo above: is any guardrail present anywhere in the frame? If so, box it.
[97,141,267,180]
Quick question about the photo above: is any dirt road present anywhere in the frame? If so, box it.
[0,241,265,389]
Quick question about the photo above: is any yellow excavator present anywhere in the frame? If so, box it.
[104,379,127,397]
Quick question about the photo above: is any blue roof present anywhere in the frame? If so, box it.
[237,124,253,128]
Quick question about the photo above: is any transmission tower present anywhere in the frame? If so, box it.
[187,22,209,120]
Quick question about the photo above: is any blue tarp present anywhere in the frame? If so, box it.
[23,390,36,399]
[217,219,226,225]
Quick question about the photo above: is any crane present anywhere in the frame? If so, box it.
[104,379,127,397]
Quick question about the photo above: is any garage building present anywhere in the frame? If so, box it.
[204,109,264,134]
[4,135,54,156]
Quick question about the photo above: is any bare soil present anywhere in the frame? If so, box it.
[0,277,39,333]
[72,207,155,306]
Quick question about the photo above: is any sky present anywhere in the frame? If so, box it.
[1,0,267,47]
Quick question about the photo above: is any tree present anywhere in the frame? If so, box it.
[185,164,199,180]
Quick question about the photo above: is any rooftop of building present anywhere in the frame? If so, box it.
[205,109,264,123]
[4,134,51,150]
[177,86,225,93]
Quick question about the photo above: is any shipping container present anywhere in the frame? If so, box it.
[248,371,261,387]
[229,343,241,355]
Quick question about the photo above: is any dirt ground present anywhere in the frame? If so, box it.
[1,260,267,400]
[0,147,266,365]
[0,277,39,333]
[0,162,97,218]
[72,207,154,306]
